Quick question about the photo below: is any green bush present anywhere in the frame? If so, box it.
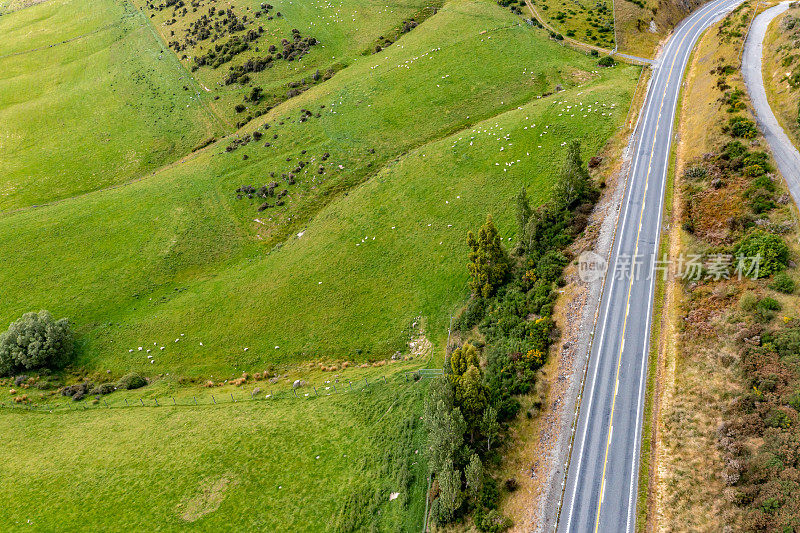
[0,310,74,376]
[117,372,147,390]
[478,509,512,532]
[758,297,781,311]
[733,231,790,278]
[740,291,758,312]
[770,272,796,294]
[598,56,615,67]
[728,115,758,138]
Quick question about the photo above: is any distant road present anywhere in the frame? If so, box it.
[742,2,800,204]
[556,0,745,531]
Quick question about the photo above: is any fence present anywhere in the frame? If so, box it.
[1,372,431,415]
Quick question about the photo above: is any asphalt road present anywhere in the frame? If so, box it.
[555,1,745,531]
[742,2,800,203]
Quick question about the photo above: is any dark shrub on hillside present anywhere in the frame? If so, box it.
[117,372,147,390]
[0,310,74,376]
[758,296,781,311]
[90,382,116,395]
[769,271,795,294]
[598,56,615,67]
[727,115,758,138]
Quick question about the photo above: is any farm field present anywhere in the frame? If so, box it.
[131,0,438,125]
[0,364,430,531]
[0,0,643,529]
[528,0,615,49]
[763,3,800,150]
[0,0,639,377]
[0,0,222,210]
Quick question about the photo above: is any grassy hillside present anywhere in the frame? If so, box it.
[529,0,615,48]
[131,0,437,125]
[0,365,430,531]
[0,0,224,210]
[0,0,639,377]
[764,4,800,150]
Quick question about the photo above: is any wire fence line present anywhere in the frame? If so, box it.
[1,370,443,415]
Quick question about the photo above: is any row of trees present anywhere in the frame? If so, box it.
[425,141,598,529]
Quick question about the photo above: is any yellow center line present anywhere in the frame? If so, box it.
[591,6,715,531]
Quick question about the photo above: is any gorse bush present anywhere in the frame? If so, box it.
[769,271,795,294]
[727,115,758,138]
[598,56,615,67]
[0,310,74,376]
[734,230,790,278]
[117,372,147,390]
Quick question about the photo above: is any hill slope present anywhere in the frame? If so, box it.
[0,0,222,210]
[0,0,639,376]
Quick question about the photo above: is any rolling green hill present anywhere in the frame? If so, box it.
[1,0,640,529]
[1,0,638,377]
[0,365,429,531]
[0,0,223,210]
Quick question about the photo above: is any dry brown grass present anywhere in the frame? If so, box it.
[650,3,799,530]
[763,5,800,149]
[615,0,707,59]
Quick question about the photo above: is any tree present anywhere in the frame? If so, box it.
[436,458,463,523]
[515,187,531,242]
[424,391,467,475]
[481,405,500,452]
[467,214,510,298]
[465,453,483,503]
[552,140,591,210]
[449,342,480,379]
[0,310,74,376]
[457,364,488,439]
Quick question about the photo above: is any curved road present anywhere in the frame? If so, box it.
[555,0,745,531]
[742,2,800,203]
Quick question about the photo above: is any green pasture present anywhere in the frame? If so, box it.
[0,366,430,531]
[0,0,221,210]
[0,0,638,376]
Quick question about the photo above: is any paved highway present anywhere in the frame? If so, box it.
[742,2,800,204]
[556,0,745,531]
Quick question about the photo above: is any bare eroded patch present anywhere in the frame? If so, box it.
[177,475,238,522]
